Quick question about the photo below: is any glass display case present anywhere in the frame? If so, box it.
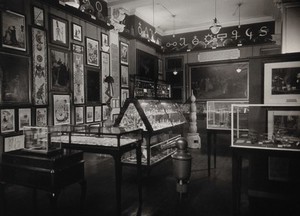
[207,101,248,130]
[231,104,300,151]
[115,98,186,167]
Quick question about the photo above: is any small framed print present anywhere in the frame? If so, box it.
[120,41,128,65]
[53,94,71,125]
[18,108,31,130]
[121,65,129,87]
[32,6,44,27]
[94,106,102,122]
[121,88,129,107]
[1,109,15,133]
[1,10,26,51]
[36,107,47,127]
[49,14,69,47]
[101,32,109,52]
[102,105,110,121]
[75,106,84,125]
[72,23,82,42]
[86,106,94,123]
[86,37,99,67]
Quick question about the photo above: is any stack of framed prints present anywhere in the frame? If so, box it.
[119,41,129,108]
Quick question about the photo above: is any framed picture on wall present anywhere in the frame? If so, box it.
[53,94,71,125]
[72,23,82,42]
[121,65,129,88]
[120,41,128,65]
[101,32,109,52]
[190,62,249,101]
[94,106,102,122]
[86,68,100,103]
[121,88,129,107]
[32,6,44,27]
[86,106,94,123]
[86,37,99,67]
[75,106,84,125]
[264,61,300,104]
[18,108,31,130]
[1,10,26,51]
[50,48,71,92]
[0,109,15,133]
[101,52,110,103]
[72,44,85,104]
[102,105,110,121]
[35,107,47,127]
[49,14,68,47]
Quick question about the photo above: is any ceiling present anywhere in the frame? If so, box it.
[106,0,280,36]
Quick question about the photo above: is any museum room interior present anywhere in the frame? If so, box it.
[0,0,300,215]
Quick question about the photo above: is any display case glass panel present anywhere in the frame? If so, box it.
[118,103,146,130]
[231,104,300,151]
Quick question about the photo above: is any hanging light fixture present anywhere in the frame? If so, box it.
[209,0,222,34]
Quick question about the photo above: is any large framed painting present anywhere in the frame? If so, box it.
[53,94,71,125]
[0,53,30,104]
[190,62,249,101]
[72,44,85,104]
[49,14,69,47]
[32,27,48,105]
[18,108,31,130]
[0,109,15,133]
[75,106,84,125]
[101,52,110,103]
[86,37,99,67]
[121,65,129,88]
[50,48,71,92]
[35,107,47,127]
[1,10,26,51]
[86,68,100,103]
[136,49,158,80]
[264,61,300,104]
[120,41,128,65]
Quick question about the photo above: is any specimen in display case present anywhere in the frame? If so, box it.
[115,98,186,166]
[207,101,248,130]
[231,104,300,151]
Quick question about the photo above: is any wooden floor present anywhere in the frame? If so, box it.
[2,147,296,216]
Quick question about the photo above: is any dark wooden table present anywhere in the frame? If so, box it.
[0,149,86,216]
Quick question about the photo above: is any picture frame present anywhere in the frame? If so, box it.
[86,106,94,123]
[94,106,102,122]
[158,59,163,75]
[264,61,300,104]
[49,14,69,47]
[86,68,100,103]
[50,48,71,92]
[120,41,128,65]
[72,23,82,42]
[32,6,44,27]
[3,134,25,152]
[1,10,26,51]
[35,107,47,127]
[75,106,84,125]
[1,109,15,133]
[18,108,31,130]
[101,32,109,52]
[72,44,85,104]
[53,94,71,125]
[32,27,48,105]
[121,65,129,88]
[0,53,30,104]
[190,62,249,101]
[101,52,110,103]
[121,88,129,107]
[102,105,110,121]
[136,49,158,80]
[85,37,99,67]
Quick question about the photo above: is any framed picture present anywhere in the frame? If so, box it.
[101,32,109,52]
[1,10,26,51]
[102,105,110,121]
[32,6,44,27]
[94,106,102,122]
[72,23,82,42]
[50,48,70,91]
[264,61,300,104]
[53,94,71,125]
[3,134,25,152]
[0,53,30,104]
[190,62,249,101]
[35,107,47,127]
[86,106,94,123]
[32,27,48,105]
[101,52,110,103]
[49,14,69,47]
[75,106,84,125]
[121,88,129,107]
[86,69,100,103]
[120,41,128,65]
[136,49,158,79]
[72,44,85,104]
[1,109,15,133]
[86,37,99,67]
[18,108,31,130]
[121,65,129,88]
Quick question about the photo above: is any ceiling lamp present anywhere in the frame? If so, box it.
[63,0,80,9]
[209,0,222,34]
